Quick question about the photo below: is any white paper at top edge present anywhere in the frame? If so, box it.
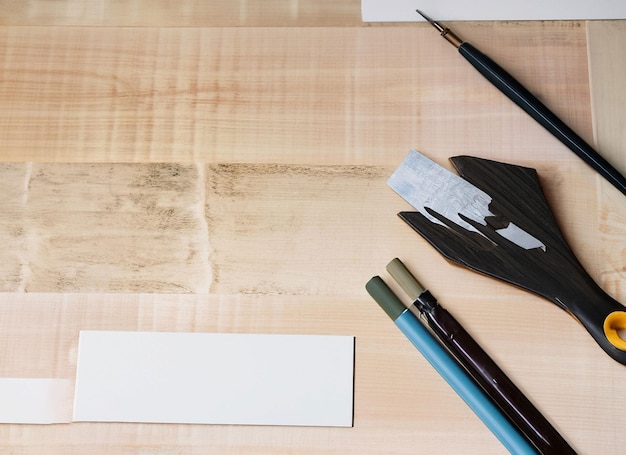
[73,331,355,427]
[362,0,626,22]
[0,378,72,424]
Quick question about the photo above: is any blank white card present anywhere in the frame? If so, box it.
[362,0,626,22]
[0,378,72,424]
[73,331,355,427]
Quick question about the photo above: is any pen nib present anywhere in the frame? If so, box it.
[416,9,440,30]
[415,9,463,48]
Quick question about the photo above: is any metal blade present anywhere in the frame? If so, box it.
[388,151,545,251]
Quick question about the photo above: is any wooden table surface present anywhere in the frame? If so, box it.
[1,2,625,453]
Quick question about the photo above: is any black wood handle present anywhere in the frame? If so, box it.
[402,206,626,366]
[562,279,626,364]
[422,300,577,454]
[458,42,626,196]
[397,154,626,365]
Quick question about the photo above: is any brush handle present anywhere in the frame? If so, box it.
[402,208,626,366]
[558,278,626,364]
[387,255,575,453]
[458,42,626,196]
[450,154,626,365]
[366,277,538,455]
[421,298,577,454]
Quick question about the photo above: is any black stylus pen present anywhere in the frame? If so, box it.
[416,9,626,197]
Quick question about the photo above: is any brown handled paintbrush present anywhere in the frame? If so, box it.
[386,258,576,455]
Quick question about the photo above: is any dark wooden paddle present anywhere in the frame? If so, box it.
[398,155,626,365]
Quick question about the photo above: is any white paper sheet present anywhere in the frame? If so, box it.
[0,378,72,424]
[362,0,626,22]
[73,331,355,427]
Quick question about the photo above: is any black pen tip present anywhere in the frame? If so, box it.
[415,9,462,47]
[415,9,432,23]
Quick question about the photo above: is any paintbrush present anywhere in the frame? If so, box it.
[386,257,576,454]
[416,9,626,197]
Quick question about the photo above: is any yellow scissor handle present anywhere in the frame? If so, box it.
[603,311,626,351]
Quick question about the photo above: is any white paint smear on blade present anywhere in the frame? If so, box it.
[387,151,546,251]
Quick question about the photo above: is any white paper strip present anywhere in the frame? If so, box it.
[73,331,355,427]
[0,378,72,424]
[362,0,626,22]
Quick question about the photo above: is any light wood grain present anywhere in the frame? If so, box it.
[0,0,362,27]
[1,163,211,293]
[0,24,591,164]
[0,6,625,455]
[588,21,626,175]
[587,21,626,302]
